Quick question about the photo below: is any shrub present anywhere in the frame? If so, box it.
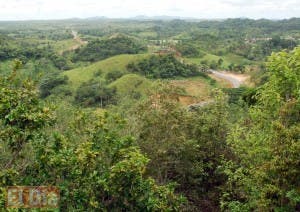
[105,70,124,83]
[75,80,117,107]
[39,73,69,98]
[127,54,202,78]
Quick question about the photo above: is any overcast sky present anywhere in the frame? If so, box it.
[0,0,299,21]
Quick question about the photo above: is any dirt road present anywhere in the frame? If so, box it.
[59,30,87,55]
[188,70,249,109]
[71,30,87,46]
[210,70,248,88]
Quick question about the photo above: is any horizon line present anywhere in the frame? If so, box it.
[0,15,299,22]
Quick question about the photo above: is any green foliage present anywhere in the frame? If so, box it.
[228,63,246,73]
[266,47,300,100]
[0,64,185,211]
[0,36,72,70]
[75,79,117,107]
[209,60,218,69]
[49,53,72,70]
[218,58,224,66]
[127,84,231,210]
[127,54,202,78]
[0,62,54,153]
[64,54,150,90]
[223,87,257,105]
[109,74,151,100]
[260,36,297,57]
[0,61,55,208]
[105,70,124,83]
[222,47,300,211]
[1,18,300,211]
[176,43,200,57]
[39,72,69,98]
[228,36,297,62]
[73,35,147,62]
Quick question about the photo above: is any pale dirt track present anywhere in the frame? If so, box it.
[59,30,87,55]
[210,70,249,88]
[188,70,249,108]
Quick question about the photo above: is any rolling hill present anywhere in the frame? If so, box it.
[63,53,150,90]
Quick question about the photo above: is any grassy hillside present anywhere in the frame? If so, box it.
[0,60,14,75]
[109,73,151,97]
[184,52,252,69]
[170,76,213,105]
[63,53,150,90]
[52,39,80,54]
[63,53,217,105]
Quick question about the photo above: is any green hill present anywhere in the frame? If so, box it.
[109,74,151,97]
[184,52,252,69]
[63,54,150,90]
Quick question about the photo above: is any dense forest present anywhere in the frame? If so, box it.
[0,18,299,211]
[127,55,202,78]
[73,35,147,62]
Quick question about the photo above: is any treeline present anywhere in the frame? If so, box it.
[39,70,131,107]
[176,43,203,58]
[73,35,147,62]
[0,23,73,40]
[228,36,298,61]
[127,54,204,78]
[39,72,70,98]
[0,36,71,70]
[75,79,117,107]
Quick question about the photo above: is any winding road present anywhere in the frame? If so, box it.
[188,70,249,109]
[59,30,87,55]
[71,30,87,46]
[210,70,246,88]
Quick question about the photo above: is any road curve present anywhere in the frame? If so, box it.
[187,70,248,109]
[210,70,243,88]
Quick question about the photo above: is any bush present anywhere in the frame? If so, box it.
[127,54,202,78]
[50,85,73,97]
[105,70,124,83]
[93,69,103,77]
[176,43,200,57]
[75,80,117,107]
[0,64,185,211]
[73,36,147,62]
[39,73,69,98]
[209,60,218,69]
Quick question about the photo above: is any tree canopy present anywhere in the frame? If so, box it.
[73,35,146,62]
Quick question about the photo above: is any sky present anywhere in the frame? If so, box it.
[0,0,299,21]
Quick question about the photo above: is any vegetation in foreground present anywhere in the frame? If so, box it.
[0,18,299,211]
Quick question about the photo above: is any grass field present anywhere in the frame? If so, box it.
[223,53,252,65]
[62,53,227,106]
[137,31,158,38]
[51,39,80,54]
[184,52,253,69]
[109,74,152,96]
[63,54,150,90]
[209,74,232,88]
[0,60,14,75]
[170,77,213,105]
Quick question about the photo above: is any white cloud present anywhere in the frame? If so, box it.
[0,0,299,20]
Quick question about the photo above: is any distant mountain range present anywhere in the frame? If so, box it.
[129,15,196,20]
[79,15,205,21]
[2,16,298,22]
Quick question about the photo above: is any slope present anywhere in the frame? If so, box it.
[63,54,150,90]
